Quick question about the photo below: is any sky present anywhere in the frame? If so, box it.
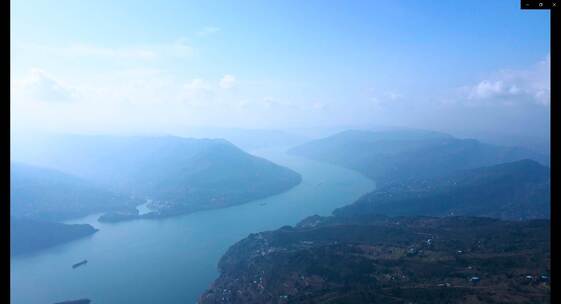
[10,0,551,141]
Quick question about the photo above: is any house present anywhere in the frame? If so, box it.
[470,277,480,284]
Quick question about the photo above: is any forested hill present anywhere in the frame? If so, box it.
[11,162,140,221]
[12,135,302,218]
[289,129,549,187]
[11,218,97,256]
[200,215,550,304]
[334,159,550,220]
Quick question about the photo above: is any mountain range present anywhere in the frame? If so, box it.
[12,135,302,219]
[334,159,550,220]
[289,129,549,187]
[200,129,551,303]
[10,134,302,254]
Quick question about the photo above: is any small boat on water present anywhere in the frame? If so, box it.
[72,260,88,269]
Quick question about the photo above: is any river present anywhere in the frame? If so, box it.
[10,147,374,304]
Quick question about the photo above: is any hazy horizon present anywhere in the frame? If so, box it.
[11,0,550,147]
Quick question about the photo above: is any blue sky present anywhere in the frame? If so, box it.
[11,0,550,138]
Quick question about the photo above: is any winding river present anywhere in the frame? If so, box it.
[10,147,374,304]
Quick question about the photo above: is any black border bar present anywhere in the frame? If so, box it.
[521,0,559,9]
[550,4,558,303]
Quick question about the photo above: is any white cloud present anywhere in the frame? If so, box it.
[312,101,326,110]
[384,91,403,100]
[461,55,550,106]
[197,26,221,37]
[364,89,405,109]
[12,68,76,103]
[219,74,236,89]
[468,80,509,99]
[159,39,195,58]
[186,78,212,91]
[262,96,275,108]
[58,44,157,60]
[10,66,324,134]
[180,78,214,106]
[19,40,194,61]
[262,96,288,109]
[259,97,299,110]
[238,100,251,108]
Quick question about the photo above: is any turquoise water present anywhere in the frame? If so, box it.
[10,148,374,304]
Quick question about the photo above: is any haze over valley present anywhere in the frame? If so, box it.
[10,1,550,304]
